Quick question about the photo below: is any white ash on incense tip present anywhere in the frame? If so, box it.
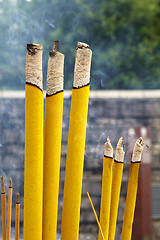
[26,43,43,90]
[47,49,64,96]
[73,41,92,88]
[104,136,113,158]
[115,137,125,162]
[16,192,20,203]
[9,178,12,188]
[77,42,89,49]
[132,137,143,162]
[1,176,5,193]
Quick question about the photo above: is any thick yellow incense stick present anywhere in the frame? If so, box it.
[121,137,143,240]
[1,176,6,240]
[43,41,64,240]
[87,192,105,240]
[98,138,113,240]
[24,43,43,240]
[15,193,20,240]
[61,42,92,240]
[7,179,12,240]
[108,138,125,240]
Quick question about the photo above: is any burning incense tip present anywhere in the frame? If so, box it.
[132,137,143,162]
[26,42,43,90]
[107,136,110,142]
[47,41,64,96]
[104,137,113,158]
[53,40,59,51]
[9,179,12,188]
[115,137,125,162]
[16,192,20,203]
[77,42,89,49]
[117,137,123,147]
[1,176,5,193]
[27,43,43,53]
[73,42,92,88]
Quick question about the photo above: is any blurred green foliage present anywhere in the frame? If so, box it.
[0,0,160,90]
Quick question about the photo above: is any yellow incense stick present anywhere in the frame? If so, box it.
[24,43,43,240]
[87,192,105,240]
[61,42,92,240]
[108,138,124,240]
[7,179,12,240]
[15,193,20,240]
[98,138,113,240]
[43,42,64,240]
[1,176,6,240]
[121,137,143,240]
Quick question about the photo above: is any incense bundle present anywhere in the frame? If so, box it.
[87,137,143,240]
[121,137,143,240]
[6,179,12,240]
[24,43,43,240]
[1,176,6,240]
[98,138,113,240]
[0,177,21,240]
[61,42,92,240]
[108,137,124,240]
[43,41,64,240]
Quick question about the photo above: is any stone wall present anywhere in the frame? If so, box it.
[0,90,160,239]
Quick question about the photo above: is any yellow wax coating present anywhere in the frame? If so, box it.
[108,161,124,240]
[1,193,6,240]
[15,203,20,240]
[43,92,63,240]
[6,180,12,240]
[24,84,43,240]
[15,193,20,240]
[87,192,105,240]
[98,156,113,240]
[121,162,140,240]
[61,85,90,240]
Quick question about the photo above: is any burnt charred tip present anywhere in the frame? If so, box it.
[16,192,20,203]
[138,137,143,145]
[27,43,43,50]
[9,179,12,188]
[53,40,59,51]
[27,43,43,55]
[49,50,56,57]
[1,176,5,193]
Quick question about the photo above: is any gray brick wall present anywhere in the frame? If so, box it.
[0,91,160,239]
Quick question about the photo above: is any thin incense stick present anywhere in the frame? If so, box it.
[108,137,125,240]
[1,176,6,240]
[87,192,105,240]
[121,137,143,240]
[61,42,92,240]
[6,179,12,240]
[43,41,64,240]
[24,43,43,240]
[15,192,20,240]
[98,137,113,240]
